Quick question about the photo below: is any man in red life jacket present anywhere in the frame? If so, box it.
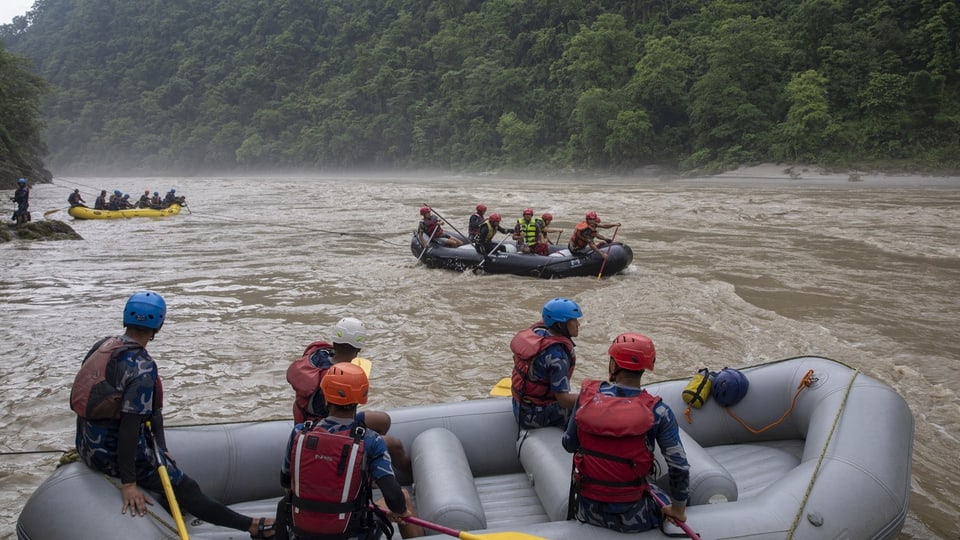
[568,211,621,258]
[279,363,423,539]
[562,333,691,533]
[467,203,487,242]
[72,291,276,538]
[417,206,463,247]
[286,318,412,481]
[510,297,582,429]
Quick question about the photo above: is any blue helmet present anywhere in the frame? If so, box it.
[123,291,166,330]
[114,190,122,196]
[153,192,159,196]
[711,368,749,407]
[17,178,26,185]
[541,297,582,327]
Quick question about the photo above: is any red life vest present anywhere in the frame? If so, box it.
[570,221,593,249]
[287,341,333,424]
[290,423,369,537]
[510,324,575,407]
[573,380,659,503]
[70,336,162,419]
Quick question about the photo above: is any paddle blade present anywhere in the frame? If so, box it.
[461,532,548,540]
[352,357,372,377]
[43,208,62,217]
[489,377,511,397]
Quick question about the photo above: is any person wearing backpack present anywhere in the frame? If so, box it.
[562,333,691,533]
[286,317,412,481]
[278,363,423,539]
[71,291,276,538]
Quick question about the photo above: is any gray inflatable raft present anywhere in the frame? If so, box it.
[18,356,913,539]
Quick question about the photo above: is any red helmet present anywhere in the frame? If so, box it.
[489,213,501,222]
[608,333,655,371]
[476,204,487,213]
[523,207,534,216]
[585,211,599,221]
[420,206,432,216]
[541,212,553,221]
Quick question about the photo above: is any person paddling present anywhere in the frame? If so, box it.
[568,211,621,259]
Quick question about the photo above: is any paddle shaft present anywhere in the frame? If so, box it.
[417,226,440,261]
[373,505,546,540]
[596,225,620,280]
[645,485,700,540]
[476,235,510,272]
[146,421,190,540]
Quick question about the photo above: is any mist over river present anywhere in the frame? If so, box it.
[1,170,958,538]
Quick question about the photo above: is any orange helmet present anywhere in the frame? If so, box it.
[320,363,369,405]
[608,333,655,371]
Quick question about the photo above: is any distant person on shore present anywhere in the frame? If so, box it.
[11,178,30,225]
[67,189,87,208]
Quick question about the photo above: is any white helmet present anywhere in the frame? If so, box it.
[332,317,366,348]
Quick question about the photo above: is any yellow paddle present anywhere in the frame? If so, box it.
[374,505,546,540]
[43,208,64,217]
[352,357,372,377]
[489,377,511,397]
[146,421,190,540]
[596,225,620,280]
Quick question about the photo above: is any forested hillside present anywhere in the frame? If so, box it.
[2,0,959,174]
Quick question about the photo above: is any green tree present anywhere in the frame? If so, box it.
[0,43,50,185]
[777,70,832,161]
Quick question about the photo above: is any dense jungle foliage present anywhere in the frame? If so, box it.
[0,42,50,187]
[1,0,959,174]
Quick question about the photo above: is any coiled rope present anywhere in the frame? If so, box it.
[723,369,816,433]
[786,367,860,539]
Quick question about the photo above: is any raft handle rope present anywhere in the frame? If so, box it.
[722,369,816,434]
[786,368,860,539]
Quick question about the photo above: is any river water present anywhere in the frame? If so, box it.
[1,172,958,539]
